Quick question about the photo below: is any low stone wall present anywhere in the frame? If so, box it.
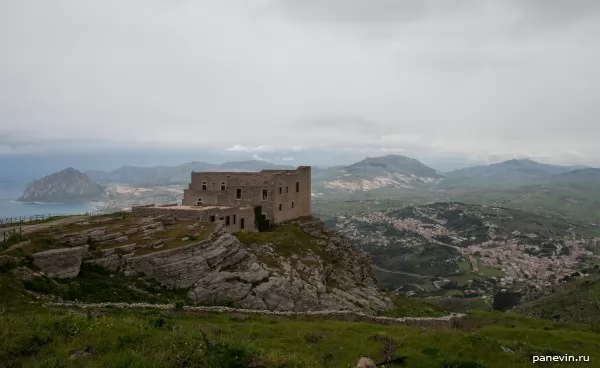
[132,206,203,219]
[132,205,256,232]
[46,301,466,328]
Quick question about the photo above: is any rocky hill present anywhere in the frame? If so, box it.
[312,154,444,193]
[442,159,589,186]
[2,213,392,313]
[17,167,105,203]
[513,273,600,323]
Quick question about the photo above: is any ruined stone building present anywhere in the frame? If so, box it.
[132,166,311,232]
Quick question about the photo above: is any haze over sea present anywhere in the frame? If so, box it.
[0,182,100,219]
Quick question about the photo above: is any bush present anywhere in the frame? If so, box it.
[304,332,324,344]
[1,233,28,250]
[441,359,486,368]
[200,333,256,368]
[492,291,521,311]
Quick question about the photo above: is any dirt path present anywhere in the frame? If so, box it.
[46,302,466,326]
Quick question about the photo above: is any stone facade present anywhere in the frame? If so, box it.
[182,166,311,225]
[132,166,311,231]
[131,204,256,232]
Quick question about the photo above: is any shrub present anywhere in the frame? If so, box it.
[492,291,521,311]
[441,359,486,368]
[304,331,324,344]
[200,333,256,368]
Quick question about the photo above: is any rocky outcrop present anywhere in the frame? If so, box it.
[33,246,88,278]
[31,215,392,314]
[356,358,376,368]
[83,218,394,314]
[18,167,105,203]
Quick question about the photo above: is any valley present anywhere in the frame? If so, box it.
[331,203,600,300]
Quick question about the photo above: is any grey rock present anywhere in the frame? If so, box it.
[356,357,376,368]
[51,217,393,314]
[33,246,88,278]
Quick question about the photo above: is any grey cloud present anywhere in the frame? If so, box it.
[510,0,600,28]
[1,1,600,166]
[271,0,479,24]
[272,0,600,29]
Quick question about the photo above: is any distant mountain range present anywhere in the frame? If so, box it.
[442,159,590,186]
[27,155,597,194]
[12,155,599,221]
[85,160,295,186]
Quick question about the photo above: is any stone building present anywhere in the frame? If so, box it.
[183,166,311,223]
[132,166,311,232]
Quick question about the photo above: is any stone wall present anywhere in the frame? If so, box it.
[271,166,311,223]
[46,301,466,328]
[131,205,256,233]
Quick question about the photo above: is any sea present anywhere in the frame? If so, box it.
[0,182,103,219]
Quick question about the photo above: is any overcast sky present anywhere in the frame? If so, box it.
[1,0,599,165]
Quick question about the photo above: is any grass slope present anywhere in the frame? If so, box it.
[514,275,600,323]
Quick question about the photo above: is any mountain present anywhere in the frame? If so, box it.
[549,168,600,182]
[312,154,444,193]
[17,168,105,203]
[443,159,588,186]
[85,160,295,186]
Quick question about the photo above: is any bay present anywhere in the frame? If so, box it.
[0,182,103,219]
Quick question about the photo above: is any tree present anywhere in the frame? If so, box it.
[492,291,521,311]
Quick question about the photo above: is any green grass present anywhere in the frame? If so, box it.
[234,224,335,266]
[0,215,75,229]
[2,305,600,368]
[133,222,216,256]
[444,290,464,297]
[451,258,500,285]
[475,258,503,278]
[2,215,217,259]
[383,296,447,318]
[430,298,492,314]
[514,273,600,323]
[19,263,191,305]
[2,244,600,367]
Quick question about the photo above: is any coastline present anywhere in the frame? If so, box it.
[11,199,106,206]
[0,199,107,219]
